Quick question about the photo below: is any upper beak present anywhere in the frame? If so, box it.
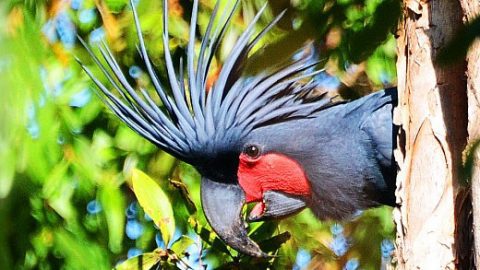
[200,176,268,257]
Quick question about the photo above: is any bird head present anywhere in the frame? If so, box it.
[79,0,337,257]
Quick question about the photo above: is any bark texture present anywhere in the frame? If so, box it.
[459,0,480,267]
[394,0,468,268]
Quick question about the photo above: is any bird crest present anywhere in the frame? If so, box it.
[78,0,334,165]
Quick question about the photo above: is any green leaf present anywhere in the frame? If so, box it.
[462,140,480,185]
[169,180,197,215]
[0,148,16,198]
[99,182,126,254]
[170,235,195,255]
[132,168,175,245]
[54,229,110,270]
[188,217,230,255]
[105,0,128,13]
[114,249,165,270]
[258,232,291,253]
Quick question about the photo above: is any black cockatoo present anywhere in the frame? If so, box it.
[79,0,397,257]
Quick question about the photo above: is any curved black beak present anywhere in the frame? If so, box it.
[200,176,268,257]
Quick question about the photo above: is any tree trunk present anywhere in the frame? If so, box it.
[394,0,470,268]
[459,0,480,267]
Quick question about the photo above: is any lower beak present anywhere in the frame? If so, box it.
[248,191,307,222]
[200,176,267,257]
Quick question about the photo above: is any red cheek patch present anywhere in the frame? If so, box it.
[237,153,311,202]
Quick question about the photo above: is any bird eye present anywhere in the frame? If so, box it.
[244,145,261,159]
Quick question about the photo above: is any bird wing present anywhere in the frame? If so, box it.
[358,89,397,168]
[358,88,397,205]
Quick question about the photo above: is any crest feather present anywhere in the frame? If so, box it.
[78,0,337,161]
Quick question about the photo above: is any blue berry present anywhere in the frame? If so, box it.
[380,72,391,84]
[293,249,311,270]
[86,200,102,214]
[57,134,66,145]
[26,120,40,139]
[330,223,344,236]
[55,12,77,49]
[69,88,92,108]
[71,0,83,10]
[343,258,359,270]
[127,248,142,258]
[78,9,96,24]
[125,202,138,219]
[155,232,165,249]
[26,104,39,139]
[42,19,58,43]
[330,235,349,257]
[89,27,105,44]
[314,71,341,89]
[381,239,395,258]
[126,220,144,240]
[144,213,152,222]
[128,66,142,79]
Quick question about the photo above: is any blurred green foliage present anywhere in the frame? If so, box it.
[0,0,399,269]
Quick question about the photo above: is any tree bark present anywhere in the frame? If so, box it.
[394,0,469,269]
[459,0,480,267]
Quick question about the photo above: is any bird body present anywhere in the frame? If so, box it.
[239,88,397,221]
[80,0,397,257]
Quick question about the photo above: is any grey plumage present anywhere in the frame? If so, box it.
[77,0,335,165]
[245,88,397,220]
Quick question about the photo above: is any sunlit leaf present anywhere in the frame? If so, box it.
[54,229,110,270]
[0,148,15,198]
[100,181,126,254]
[115,126,156,154]
[114,249,165,270]
[104,0,128,13]
[188,217,230,255]
[42,161,69,199]
[170,235,195,255]
[132,168,175,245]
